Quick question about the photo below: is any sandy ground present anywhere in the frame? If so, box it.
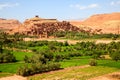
[0,74,27,80]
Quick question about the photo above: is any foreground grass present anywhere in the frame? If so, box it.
[29,57,120,80]
[29,59,120,80]
[0,56,120,80]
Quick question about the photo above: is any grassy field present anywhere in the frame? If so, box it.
[60,56,91,68]
[12,51,33,61]
[29,59,120,80]
[0,55,120,77]
[0,62,26,73]
[0,51,33,77]
[0,53,120,79]
[29,66,119,80]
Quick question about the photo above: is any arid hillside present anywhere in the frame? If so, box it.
[0,18,21,31]
[70,12,120,34]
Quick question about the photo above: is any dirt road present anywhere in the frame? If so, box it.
[24,38,120,44]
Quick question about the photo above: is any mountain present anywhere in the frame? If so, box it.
[70,12,120,34]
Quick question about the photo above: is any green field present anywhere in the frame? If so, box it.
[1,55,120,80]
[12,51,33,61]
[0,39,120,79]
[0,51,33,77]
[29,59,120,80]
[60,56,91,68]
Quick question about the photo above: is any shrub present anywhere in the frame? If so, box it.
[54,54,63,62]
[0,52,16,63]
[17,62,61,76]
[64,41,69,46]
[24,55,29,63]
[17,65,31,76]
[110,51,120,61]
[89,59,97,66]
[24,54,47,64]
[92,50,102,59]
[69,52,82,57]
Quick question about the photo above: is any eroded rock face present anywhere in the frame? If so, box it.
[0,18,21,30]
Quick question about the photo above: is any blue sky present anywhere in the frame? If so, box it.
[0,0,120,22]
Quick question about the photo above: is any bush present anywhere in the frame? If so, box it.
[64,41,69,46]
[17,62,61,76]
[92,50,102,59]
[89,59,97,66]
[24,54,47,64]
[0,52,16,63]
[69,52,82,57]
[17,65,31,76]
[110,51,120,61]
[54,54,63,62]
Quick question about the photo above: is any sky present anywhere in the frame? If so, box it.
[0,0,120,22]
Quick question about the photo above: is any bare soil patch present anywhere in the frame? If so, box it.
[0,74,27,80]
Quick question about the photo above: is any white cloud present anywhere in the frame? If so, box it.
[88,4,98,8]
[110,0,120,6]
[0,3,19,10]
[70,3,99,10]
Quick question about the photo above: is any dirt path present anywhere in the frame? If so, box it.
[24,38,120,44]
[0,74,27,80]
[89,72,120,80]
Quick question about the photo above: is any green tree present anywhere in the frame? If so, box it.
[110,51,120,61]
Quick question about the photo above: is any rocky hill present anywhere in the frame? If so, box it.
[0,18,21,31]
[9,16,82,38]
[70,12,120,34]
